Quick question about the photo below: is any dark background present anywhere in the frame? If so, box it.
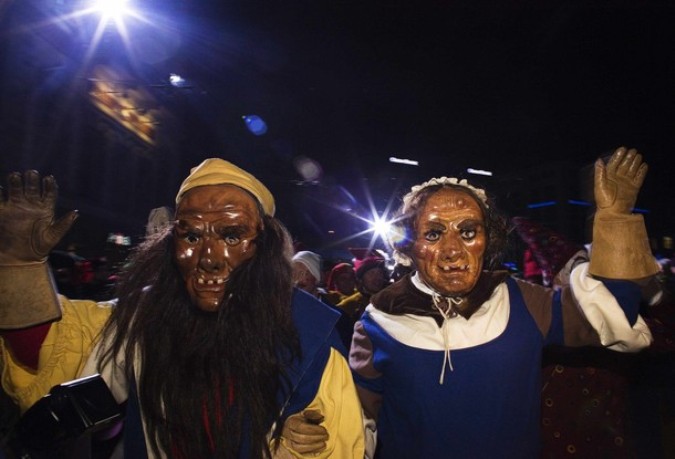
[1,0,673,262]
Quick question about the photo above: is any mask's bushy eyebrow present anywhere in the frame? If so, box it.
[457,219,483,229]
[416,220,446,234]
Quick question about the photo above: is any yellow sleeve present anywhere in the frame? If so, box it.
[1,296,112,412]
[281,347,365,458]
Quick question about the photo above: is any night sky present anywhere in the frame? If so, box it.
[1,0,674,255]
[180,1,675,248]
[171,1,675,170]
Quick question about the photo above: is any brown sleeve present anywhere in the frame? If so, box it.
[558,286,602,347]
[348,321,382,421]
[517,279,601,346]
[349,321,380,379]
[516,279,555,338]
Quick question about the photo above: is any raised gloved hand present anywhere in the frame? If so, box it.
[594,146,648,215]
[589,147,659,279]
[0,171,77,264]
[278,409,328,456]
[0,170,77,328]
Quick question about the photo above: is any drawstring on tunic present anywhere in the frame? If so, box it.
[430,292,462,384]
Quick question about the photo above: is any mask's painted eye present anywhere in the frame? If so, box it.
[424,229,441,242]
[218,226,248,246]
[224,234,241,246]
[178,230,201,244]
[174,220,204,245]
[460,228,477,240]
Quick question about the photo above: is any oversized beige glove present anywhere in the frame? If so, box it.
[275,409,328,457]
[0,170,78,328]
[594,146,647,214]
[589,147,660,279]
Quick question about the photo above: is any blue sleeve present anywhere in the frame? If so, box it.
[352,371,384,395]
[279,289,342,418]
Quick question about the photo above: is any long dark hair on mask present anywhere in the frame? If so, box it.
[391,183,509,270]
[97,214,299,458]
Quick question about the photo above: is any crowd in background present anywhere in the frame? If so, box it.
[2,158,675,458]
[33,219,675,454]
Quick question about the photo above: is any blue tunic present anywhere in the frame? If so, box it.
[358,278,544,459]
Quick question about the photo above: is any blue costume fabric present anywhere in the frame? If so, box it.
[352,271,646,459]
[357,278,542,459]
[122,288,344,458]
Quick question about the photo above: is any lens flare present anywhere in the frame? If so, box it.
[386,223,409,248]
[243,115,268,136]
[92,0,132,22]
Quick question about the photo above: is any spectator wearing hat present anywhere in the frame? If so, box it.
[292,251,354,350]
[291,251,325,298]
[323,263,357,306]
[337,256,389,322]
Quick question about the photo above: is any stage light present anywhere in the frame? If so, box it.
[467,168,493,176]
[371,214,392,240]
[389,157,419,166]
[92,0,132,23]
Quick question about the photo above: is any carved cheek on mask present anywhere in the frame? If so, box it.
[174,185,261,312]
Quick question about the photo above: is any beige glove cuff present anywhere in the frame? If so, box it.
[589,213,660,279]
[0,262,62,329]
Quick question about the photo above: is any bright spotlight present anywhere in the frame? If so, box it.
[371,214,392,241]
[92,0,132,21]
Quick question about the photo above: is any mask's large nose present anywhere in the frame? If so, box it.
[198,237,224,272]
[439,232,463,262]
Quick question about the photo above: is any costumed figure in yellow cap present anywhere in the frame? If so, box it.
[0,159,364,458]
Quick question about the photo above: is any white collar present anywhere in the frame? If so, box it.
[409,271,492,318]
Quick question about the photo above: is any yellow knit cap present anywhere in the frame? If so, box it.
[175,158,275,216]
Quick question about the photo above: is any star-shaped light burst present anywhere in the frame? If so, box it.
[370,214,392,242]
[92,0,132,24]
[25,0,154,72]
[81,0,151,64]
[321,180,405,258]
